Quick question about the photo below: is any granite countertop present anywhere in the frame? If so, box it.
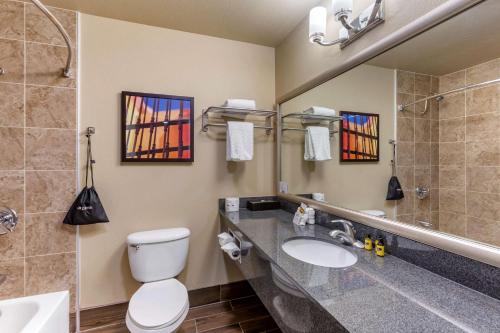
[221,208,500,333]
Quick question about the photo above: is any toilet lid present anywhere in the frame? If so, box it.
[360,210,386,217]
[129,279,188,329]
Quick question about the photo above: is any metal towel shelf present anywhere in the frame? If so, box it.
[281,112,343,137]
[201,106,277,135]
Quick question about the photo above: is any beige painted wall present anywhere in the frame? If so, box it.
[79,14,275,308]
[275,0,455,100]
[280,64,396,218]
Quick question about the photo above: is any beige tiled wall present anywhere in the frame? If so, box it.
[438,58,500,246]
[396,70,440,228]
[0,0,78,311]
[396,58,500,247]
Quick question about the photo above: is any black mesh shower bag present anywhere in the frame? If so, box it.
[386,176,404,200]
[63,134,109,225]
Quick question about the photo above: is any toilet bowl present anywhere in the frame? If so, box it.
[126,228,190,333]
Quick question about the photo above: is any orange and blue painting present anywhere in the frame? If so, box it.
[340,111,379,162]
[121,91,194,162]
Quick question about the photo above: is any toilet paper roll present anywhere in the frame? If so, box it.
[217,232,234,246]
[221,242,240,260]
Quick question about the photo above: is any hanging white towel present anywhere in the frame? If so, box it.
[304,126,331,161]
[226,121,254,161]
[303,106,336,117]
[223,99,256,110]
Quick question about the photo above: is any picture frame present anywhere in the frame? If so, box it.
[339,111,379,162]
[121,91,194,162]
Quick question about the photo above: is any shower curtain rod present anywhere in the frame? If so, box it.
[398,77,500,112]
[31,0,73,78]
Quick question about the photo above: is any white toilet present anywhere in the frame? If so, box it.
[360,210,387,218]
[125,228,190,333]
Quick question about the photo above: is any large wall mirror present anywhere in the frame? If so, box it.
[279,0,500,253]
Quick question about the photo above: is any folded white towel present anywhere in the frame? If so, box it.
[226,121,254,161]
[223,99,256,110]
[303,106,336,117]
[304,126,331,161]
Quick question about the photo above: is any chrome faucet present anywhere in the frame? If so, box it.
[329,219,364,248]
[0,207,18,235]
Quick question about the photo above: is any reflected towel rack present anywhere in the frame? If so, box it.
[202,106,277,135]
[281,113,343,137]
[398,77,500,112]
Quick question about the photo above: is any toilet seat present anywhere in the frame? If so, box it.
[126,279,189,333]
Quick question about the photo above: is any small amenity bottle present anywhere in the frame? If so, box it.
[364,234,373,251]
[375,238,385,257]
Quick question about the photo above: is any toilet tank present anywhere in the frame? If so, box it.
[127,228,190,283]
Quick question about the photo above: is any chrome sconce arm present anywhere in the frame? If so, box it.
[339,14,359,33]
[309,0,385,48]
[30,0,73,78]
[367,0,383,25]
[310,34,348,47]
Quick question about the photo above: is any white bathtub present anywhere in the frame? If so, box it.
[0,291,69,333]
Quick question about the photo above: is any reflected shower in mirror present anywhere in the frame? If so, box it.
[279,0,500,248]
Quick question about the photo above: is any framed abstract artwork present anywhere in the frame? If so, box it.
[121,91,194,162]
[339,111,379,162]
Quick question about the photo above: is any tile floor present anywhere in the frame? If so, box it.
[82,295,281,333]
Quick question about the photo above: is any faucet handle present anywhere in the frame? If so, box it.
[0,207,18,234]
[330,219,352,227]
[330,219,355,235]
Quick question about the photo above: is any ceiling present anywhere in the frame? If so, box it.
[368,0,500,75]
[41,0,320,47]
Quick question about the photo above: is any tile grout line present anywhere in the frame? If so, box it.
[464,69,469,239]
[0,125,77,131]
[22,0,27,297]
[0,80,77,90]
[195,307,267,333]
[0,81,77,90]
[79,321,126,333]
[24,251,77,259]
[412,73,416,221]
[0,35,75,48]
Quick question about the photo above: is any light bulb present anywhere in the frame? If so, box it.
[332,0,353,21]
[309,6,327,42]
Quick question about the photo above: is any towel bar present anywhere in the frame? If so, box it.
[202,106,277,135]
[281,112,342,137]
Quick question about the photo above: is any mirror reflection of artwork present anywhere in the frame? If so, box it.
[339,111,379,162]
[121,91,194,162]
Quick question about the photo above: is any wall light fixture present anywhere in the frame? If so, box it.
[309,0,384,48]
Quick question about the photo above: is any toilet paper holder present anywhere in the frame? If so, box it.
[219,228,253,263]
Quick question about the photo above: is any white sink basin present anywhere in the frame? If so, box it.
[0,291,69,333]
[282,238,357,268]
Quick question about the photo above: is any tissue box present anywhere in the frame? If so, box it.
[225,198,239,212]
[246,200,280,211]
